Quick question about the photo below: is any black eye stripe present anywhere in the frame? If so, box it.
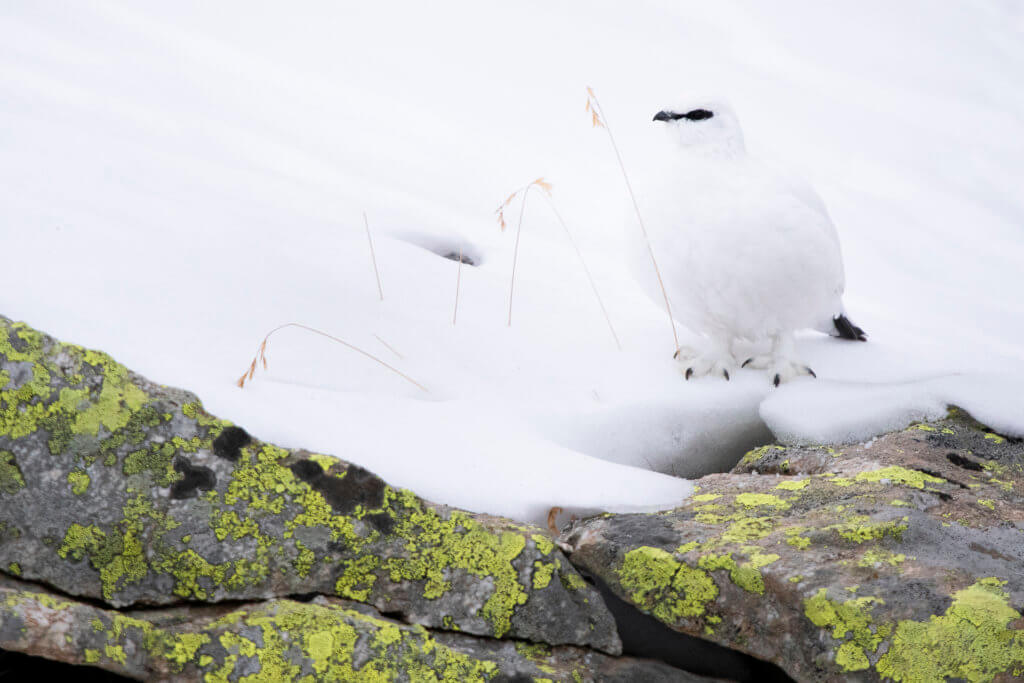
[653,108,716,122]
[684,109,714,120]
[654,109,715,122]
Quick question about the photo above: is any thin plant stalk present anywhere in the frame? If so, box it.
[507,184,534,327]
[587,87,679,351]
[453,245,463,325]
[540,193,622,350]
[497,177,619,349]
[363,211,384,301]
[237,322,427,393]
[373,333,404,360]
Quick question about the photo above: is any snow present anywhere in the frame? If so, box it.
[1,2,1023,526]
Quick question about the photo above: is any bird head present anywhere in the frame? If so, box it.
[652,99,745,157]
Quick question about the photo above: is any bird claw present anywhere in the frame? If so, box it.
[741,354,773,370]
[739,355,816,385]
[675,347,734,381]
[768,362,817,387]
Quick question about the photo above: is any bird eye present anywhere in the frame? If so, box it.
[684,109,714,121]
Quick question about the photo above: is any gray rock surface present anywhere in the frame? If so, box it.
[0,575,709,682]
[563,410,1024,682]
[0,315,618,657]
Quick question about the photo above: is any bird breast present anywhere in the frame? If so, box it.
[631,162,845,340]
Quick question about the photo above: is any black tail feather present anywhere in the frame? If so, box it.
[833,314,867,341]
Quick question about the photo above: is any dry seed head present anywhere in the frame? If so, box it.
[496,190,521,231]
[237,356,258,388]
[585,86,604,127]
[236,322,429,393]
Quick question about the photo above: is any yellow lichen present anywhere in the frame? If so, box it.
[691,493,722,503]
[739,445,786,466]
[734,493,790,510]
[67,469,91,495]
[877,578,1024,682]
[855,466,944,490]
[858,548,906,568]
[618,546,718,622]
[804,589,887,672]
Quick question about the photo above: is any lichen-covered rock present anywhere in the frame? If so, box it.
[0,316,619,653]
[0,576,706,682]
[564,411,1024,682]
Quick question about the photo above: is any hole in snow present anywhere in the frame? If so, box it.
[392,232,482,266]
[440,250,476,266]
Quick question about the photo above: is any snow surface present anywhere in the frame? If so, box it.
[2,2,1023,525]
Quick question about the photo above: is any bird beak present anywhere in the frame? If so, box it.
[653,110,672,122]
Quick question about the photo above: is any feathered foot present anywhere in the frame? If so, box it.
[740,334,816,386]
[674,345,734,381]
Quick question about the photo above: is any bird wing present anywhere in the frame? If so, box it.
[782,178,851,334]
[756,164,850,335]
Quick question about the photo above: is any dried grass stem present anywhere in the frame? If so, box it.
[363,212,384,301]
[587,87,678,351]
[237,322,427,393]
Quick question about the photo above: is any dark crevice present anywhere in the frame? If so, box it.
[946,452,983,471]
[914,466,967,489]
[0,649,132,682]
[118,591,342,614]
[374,607,410,622]
[588,575,794,682]
[0,573,121,613]
[0,572,329,616]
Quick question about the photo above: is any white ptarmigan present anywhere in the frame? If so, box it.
[631,99,866,386]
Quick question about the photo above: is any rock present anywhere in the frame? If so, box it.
[564,410,1024,682]
[0,315,618,654]
[0,576,709,682]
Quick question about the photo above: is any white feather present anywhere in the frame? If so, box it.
[629,99,853,381]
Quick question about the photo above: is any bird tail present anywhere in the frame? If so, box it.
[833,314,867,341]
